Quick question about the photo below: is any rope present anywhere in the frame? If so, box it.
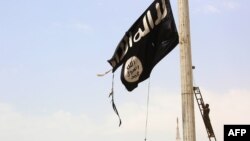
[97,69,112,77]
[109,73,122,127]
[144,78,151,141]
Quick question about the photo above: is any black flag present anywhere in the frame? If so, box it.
[108,0,179,91]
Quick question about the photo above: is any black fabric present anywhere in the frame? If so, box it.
[108,0,179,91]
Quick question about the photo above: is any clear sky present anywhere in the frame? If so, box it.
[0,0,249,141]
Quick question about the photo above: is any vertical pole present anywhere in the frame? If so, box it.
[178,0,196,141]
[176,118,181,141]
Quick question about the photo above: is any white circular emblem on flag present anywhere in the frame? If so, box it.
[124,56,143,83]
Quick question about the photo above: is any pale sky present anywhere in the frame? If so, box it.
[0,0,250,141]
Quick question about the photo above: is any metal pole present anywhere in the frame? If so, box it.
[178,0,196,141]
[176,118,181,141]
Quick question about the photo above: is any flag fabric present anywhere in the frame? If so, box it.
[108,0,179,91]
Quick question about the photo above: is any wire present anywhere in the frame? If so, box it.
[192,66,196,87]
